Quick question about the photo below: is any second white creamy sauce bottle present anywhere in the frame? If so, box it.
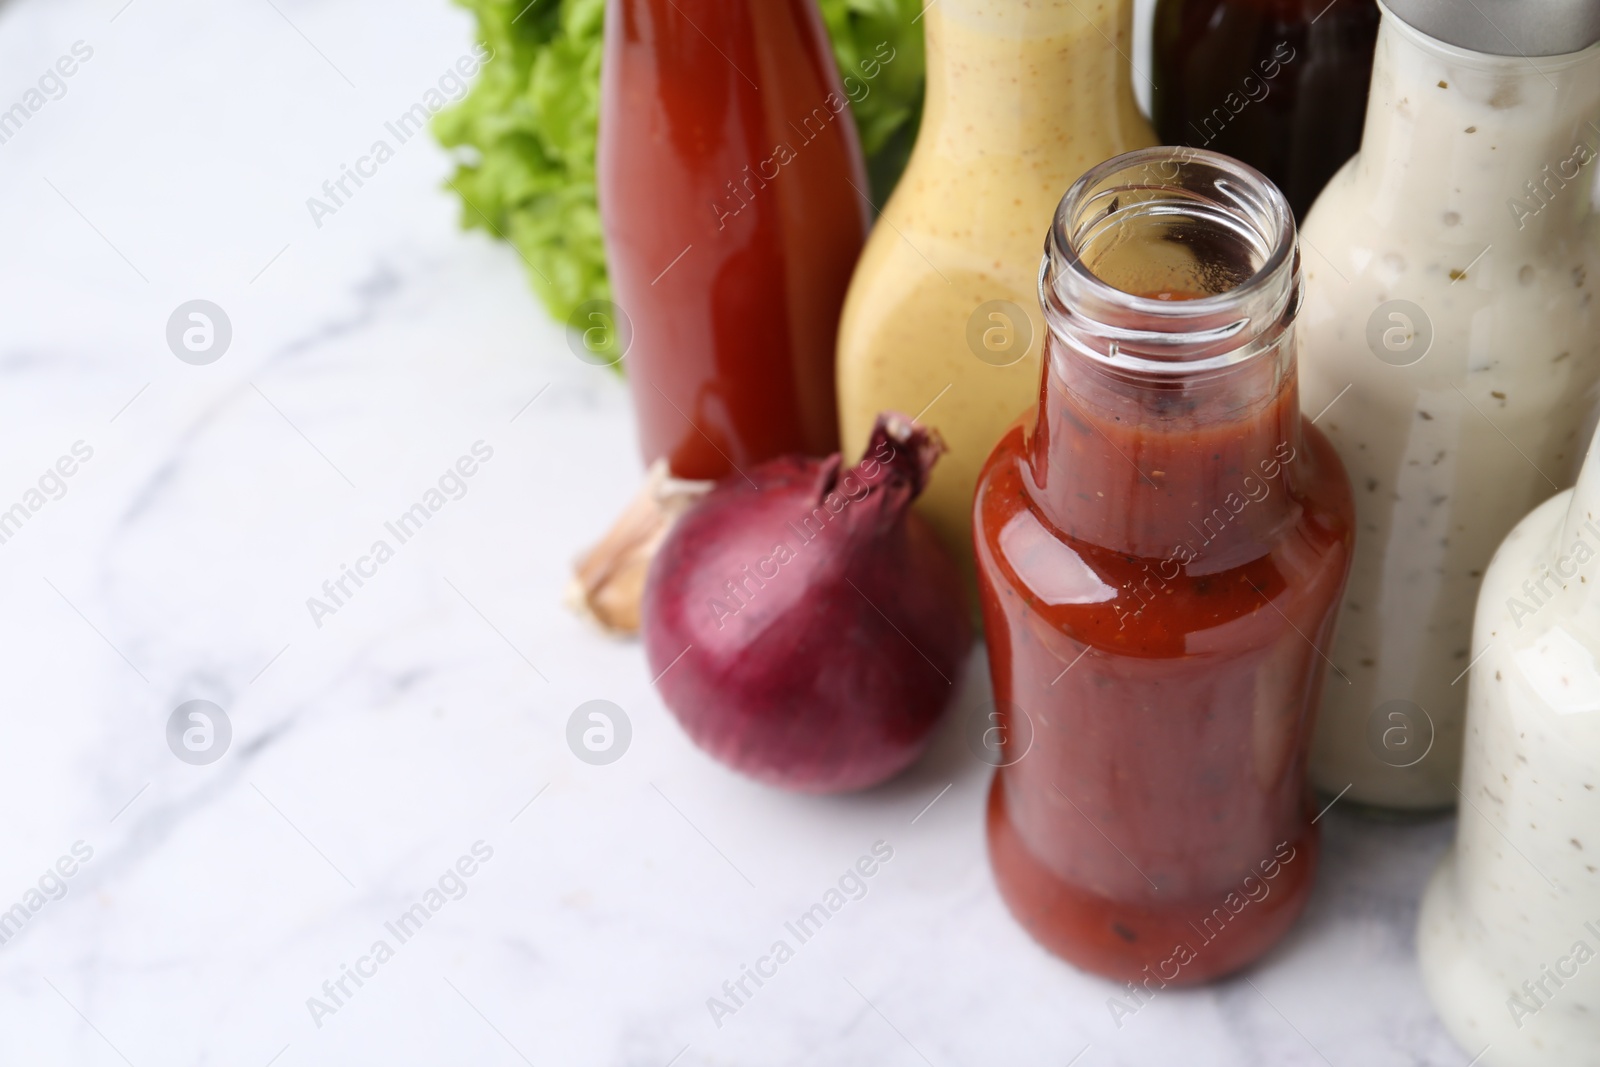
[1297,0,1600,812]
[1418,419,1600,1066]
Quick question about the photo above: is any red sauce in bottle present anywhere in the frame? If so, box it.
[599,0,870,479]
[974,154,1354,984]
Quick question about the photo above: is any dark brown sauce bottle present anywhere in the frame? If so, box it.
[1152,0,1379,219]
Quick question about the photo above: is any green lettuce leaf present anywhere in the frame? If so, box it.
[818,0,927,200]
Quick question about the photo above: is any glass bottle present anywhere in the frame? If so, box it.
[598,0,871,480]
[1298,0,1600,813]
[835,0,1155,596]
[975,147,1355,982]
[1151,0,1380,219]
[1418,423,1600,1065]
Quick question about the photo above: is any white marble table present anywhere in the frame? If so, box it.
[0,1,1470,1063]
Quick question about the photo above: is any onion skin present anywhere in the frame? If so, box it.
[642,413,972,793]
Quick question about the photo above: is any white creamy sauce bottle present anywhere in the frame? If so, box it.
[1418,421,1600,1066]
[1298,0,1600,811]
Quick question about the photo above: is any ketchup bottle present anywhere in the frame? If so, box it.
[974,148,1354,983]
[598,0,870,480]
[1152,0,1379,220]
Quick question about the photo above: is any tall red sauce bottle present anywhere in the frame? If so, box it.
[598,0,870,480]
[974,148,1354,983]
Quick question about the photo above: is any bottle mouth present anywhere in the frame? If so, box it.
[1041,147,1299,376]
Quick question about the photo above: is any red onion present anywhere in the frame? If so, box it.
[642,413,972,793]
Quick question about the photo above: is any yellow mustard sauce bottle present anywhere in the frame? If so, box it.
[836,0,1155,593]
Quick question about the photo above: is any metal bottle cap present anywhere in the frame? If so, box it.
[1382,0,1600,56]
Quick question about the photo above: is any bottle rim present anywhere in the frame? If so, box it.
[1042,146,1299,377]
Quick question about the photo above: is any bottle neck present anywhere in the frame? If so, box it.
[1350,8,1600,245]
[922,0,1140,144]
[1537,428,1600,631]
[1031,148,1305,566]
